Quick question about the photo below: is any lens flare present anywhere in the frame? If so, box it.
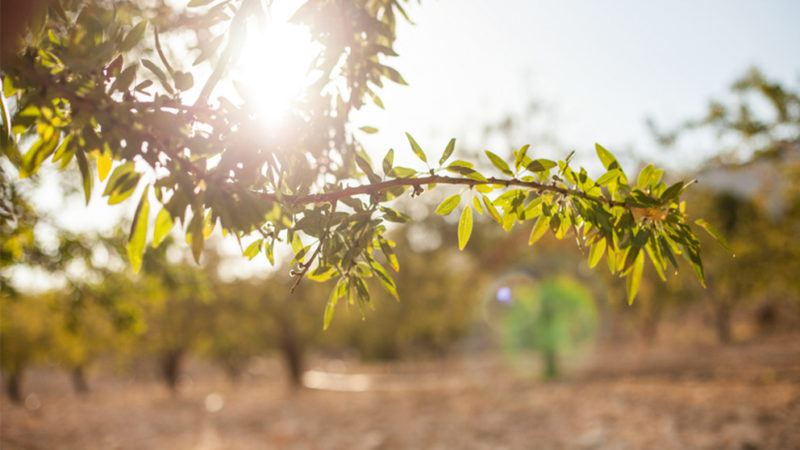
[496,286,512,302]
[235,8,320,125]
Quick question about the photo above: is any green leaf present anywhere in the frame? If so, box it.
[243,239,262,260]
[203,210,215,238]
[378,238,399,271]
[482,194,502,224]
[458,206,473,250]
[439,138,456,166]
[472,196,483,214]
[355,154,379,182]
[308,265,336,282]
[153,208,173,248]
[637,164,655,188]
[75,150,93,205]
[120,21,147,52]
[695,219,733,254]
[110,64,138,93]
[103,162,140,205]
[389,166,416,178]
[596,169,621,186]
[405,133,427,163]
[382,148,394,176]
[127,186,150,273]
[526,158,557,173]
[529,214,550,245]
[381,65,407,85]
[626,251,645,304]
[265,239,275,265]
[485,150,513,176]
[359,126,379,134]
[369,259,399,301]
[588,237,606,268]
[435,194,461,215]
[595,143,618,170]
[660,181,685,203]
[381,206,411,223]
[323,280,344,329]
[142,59,174,94]
[187,210,204,264]
[514,144,530,171]
[645,241,667,282]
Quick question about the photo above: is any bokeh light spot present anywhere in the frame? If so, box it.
[497,286,512,302]
[204,392,224,413]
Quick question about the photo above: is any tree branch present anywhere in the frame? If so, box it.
[259,175,627,209]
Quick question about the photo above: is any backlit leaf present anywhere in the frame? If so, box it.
[406,132,427,163]
[588,237,606,268]
[153,208,173,248]
[96,150,112,182]
[529,214,550,245]
[439,138,456,166]
[435,194,461,215]
[382,148,394,175]
[485,150,513,176]
[458,206,473,250]
[695,218,733,254]
[626,251,645,305]
[127,186,150,273]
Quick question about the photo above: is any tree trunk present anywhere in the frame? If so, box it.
[278,319,304,389]
[161,349,184,393]
[71,365,89,395]
[542,348,559,380]
[5,371,23,404]
[714,301,732,344]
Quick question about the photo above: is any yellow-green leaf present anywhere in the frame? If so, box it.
[153,208,173,248]
[439,138,455,166]
[529,214,550,245]
[588,237,606,268]
[186,210,204,264]
[96,150,112,182]
[458,206,473,250]
[243,239,262,260]
[405,132,427,163]
[695,218,733,254]
[482,194,502,224]
[626,251,645,305]
[472,196,483,214]
[435,194,461,215]
[127,186,150,273]
[485,150,513,176]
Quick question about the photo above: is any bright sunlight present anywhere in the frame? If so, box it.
[236,6,319,124]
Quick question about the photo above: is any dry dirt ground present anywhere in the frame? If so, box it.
[2,336,799,449]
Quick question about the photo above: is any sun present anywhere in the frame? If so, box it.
[236,7,319,124]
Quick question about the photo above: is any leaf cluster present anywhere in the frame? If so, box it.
[0,0,719,327]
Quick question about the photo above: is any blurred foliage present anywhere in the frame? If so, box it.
[498,276,597,380]
[642,68,800,343]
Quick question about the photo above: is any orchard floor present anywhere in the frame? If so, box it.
[2,336,800,449]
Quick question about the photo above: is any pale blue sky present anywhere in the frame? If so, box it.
[356,0,800,169]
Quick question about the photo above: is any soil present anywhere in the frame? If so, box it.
[2,335,799,449]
